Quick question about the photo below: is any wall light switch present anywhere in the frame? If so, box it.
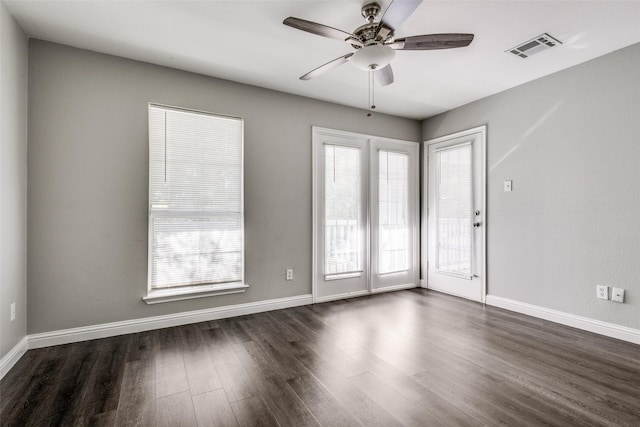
[10,302,15,321]
[611,287,624,303]
[504,180,513,192]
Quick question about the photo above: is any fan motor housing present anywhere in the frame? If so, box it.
[353,23,380,46]
[361,2,381,22]
[352,2,394,48]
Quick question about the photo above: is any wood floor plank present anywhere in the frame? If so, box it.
[156,390,197,427]
[271,310,367,380]
[238,315,310,381]
[0,349,45,413]
[284,340,353,386]
[433,324,640,425]
[233,340,320,427]
[1,355,66,424]
[89,338,130,415]
[2,289,640,426]
[192,389,238,427]
[204,324,259,402]
[76,409,117,427]
[321,376,403,427]
[126,331,154,363]
[40,346,103,424]
[230,396,279,427]
[345,371,462,427]
[413,340,603,426]
[114,360,155,426]
[177,324,223,395]
[287,373,362,427]
[216,317,253,344]
[155,328,190,399]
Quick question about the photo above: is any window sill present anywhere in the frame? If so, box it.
[143,283,249,304]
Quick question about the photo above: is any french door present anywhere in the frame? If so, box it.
[312,127,419,303]
[424,126,486,302]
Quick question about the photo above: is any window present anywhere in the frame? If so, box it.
[435,143,472,277]
[378,150,409,274]
[145,104,246,303]
[324,144,362,278]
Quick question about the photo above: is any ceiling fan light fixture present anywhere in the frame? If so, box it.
[351,44,396,70]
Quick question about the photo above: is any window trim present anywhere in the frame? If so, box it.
[143,283,249,304]
[145,103,246,304]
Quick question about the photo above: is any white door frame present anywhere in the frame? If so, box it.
[312,129,370,303]
[312,126,420,304]
[422,125,487,302]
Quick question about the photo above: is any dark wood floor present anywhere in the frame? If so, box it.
[2,289,640,426]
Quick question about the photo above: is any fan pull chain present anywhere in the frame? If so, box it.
[367,69,376,117]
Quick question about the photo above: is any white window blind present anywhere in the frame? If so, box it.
[436,143,472,277]
[378,151,409,274]
[148,105,243,291]
[324,145,361,276]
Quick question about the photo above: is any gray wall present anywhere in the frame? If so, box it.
[27,40,420,334]
[0,2,28,359]
[422,43,640,329]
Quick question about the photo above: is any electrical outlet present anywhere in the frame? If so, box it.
[611,287,624,303]
[10,302,15,321]
[596,285,608,300]
[286,269,293,281]
[504,180,513,192]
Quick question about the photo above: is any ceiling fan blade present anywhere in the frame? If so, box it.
[300,53,354,81]
[283,17,356,43]
[378,0,423,33]
[390,33,475,50]
[375,64,394,86]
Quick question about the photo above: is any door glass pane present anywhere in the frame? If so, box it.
[379,151,409,274]
[325,145,361,275]
[436,143,472,277]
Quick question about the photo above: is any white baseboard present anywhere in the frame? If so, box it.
[0,336,28,380]
[485,295,640,346]
[28,294,312,349]
[315,290,370,304]
[315,284,418,304]
[372,283,418,294]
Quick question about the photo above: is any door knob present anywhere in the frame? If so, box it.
[473,222,481,228]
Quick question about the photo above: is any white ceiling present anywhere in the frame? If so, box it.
[6,0,640,120]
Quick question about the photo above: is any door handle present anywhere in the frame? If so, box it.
[473,222,481,228]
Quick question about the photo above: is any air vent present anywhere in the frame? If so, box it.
[506,33,562,59]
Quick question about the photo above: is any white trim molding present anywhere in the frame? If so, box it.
[312,126,420,304]
[143,283,249,304]
[423,125,487,303]
[29,294,312,349]
[315,290,370,304]
[486,295,640,345]
[0,337,28,380]
[372,283,418,294]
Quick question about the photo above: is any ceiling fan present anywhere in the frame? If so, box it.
[283,0,474,87]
